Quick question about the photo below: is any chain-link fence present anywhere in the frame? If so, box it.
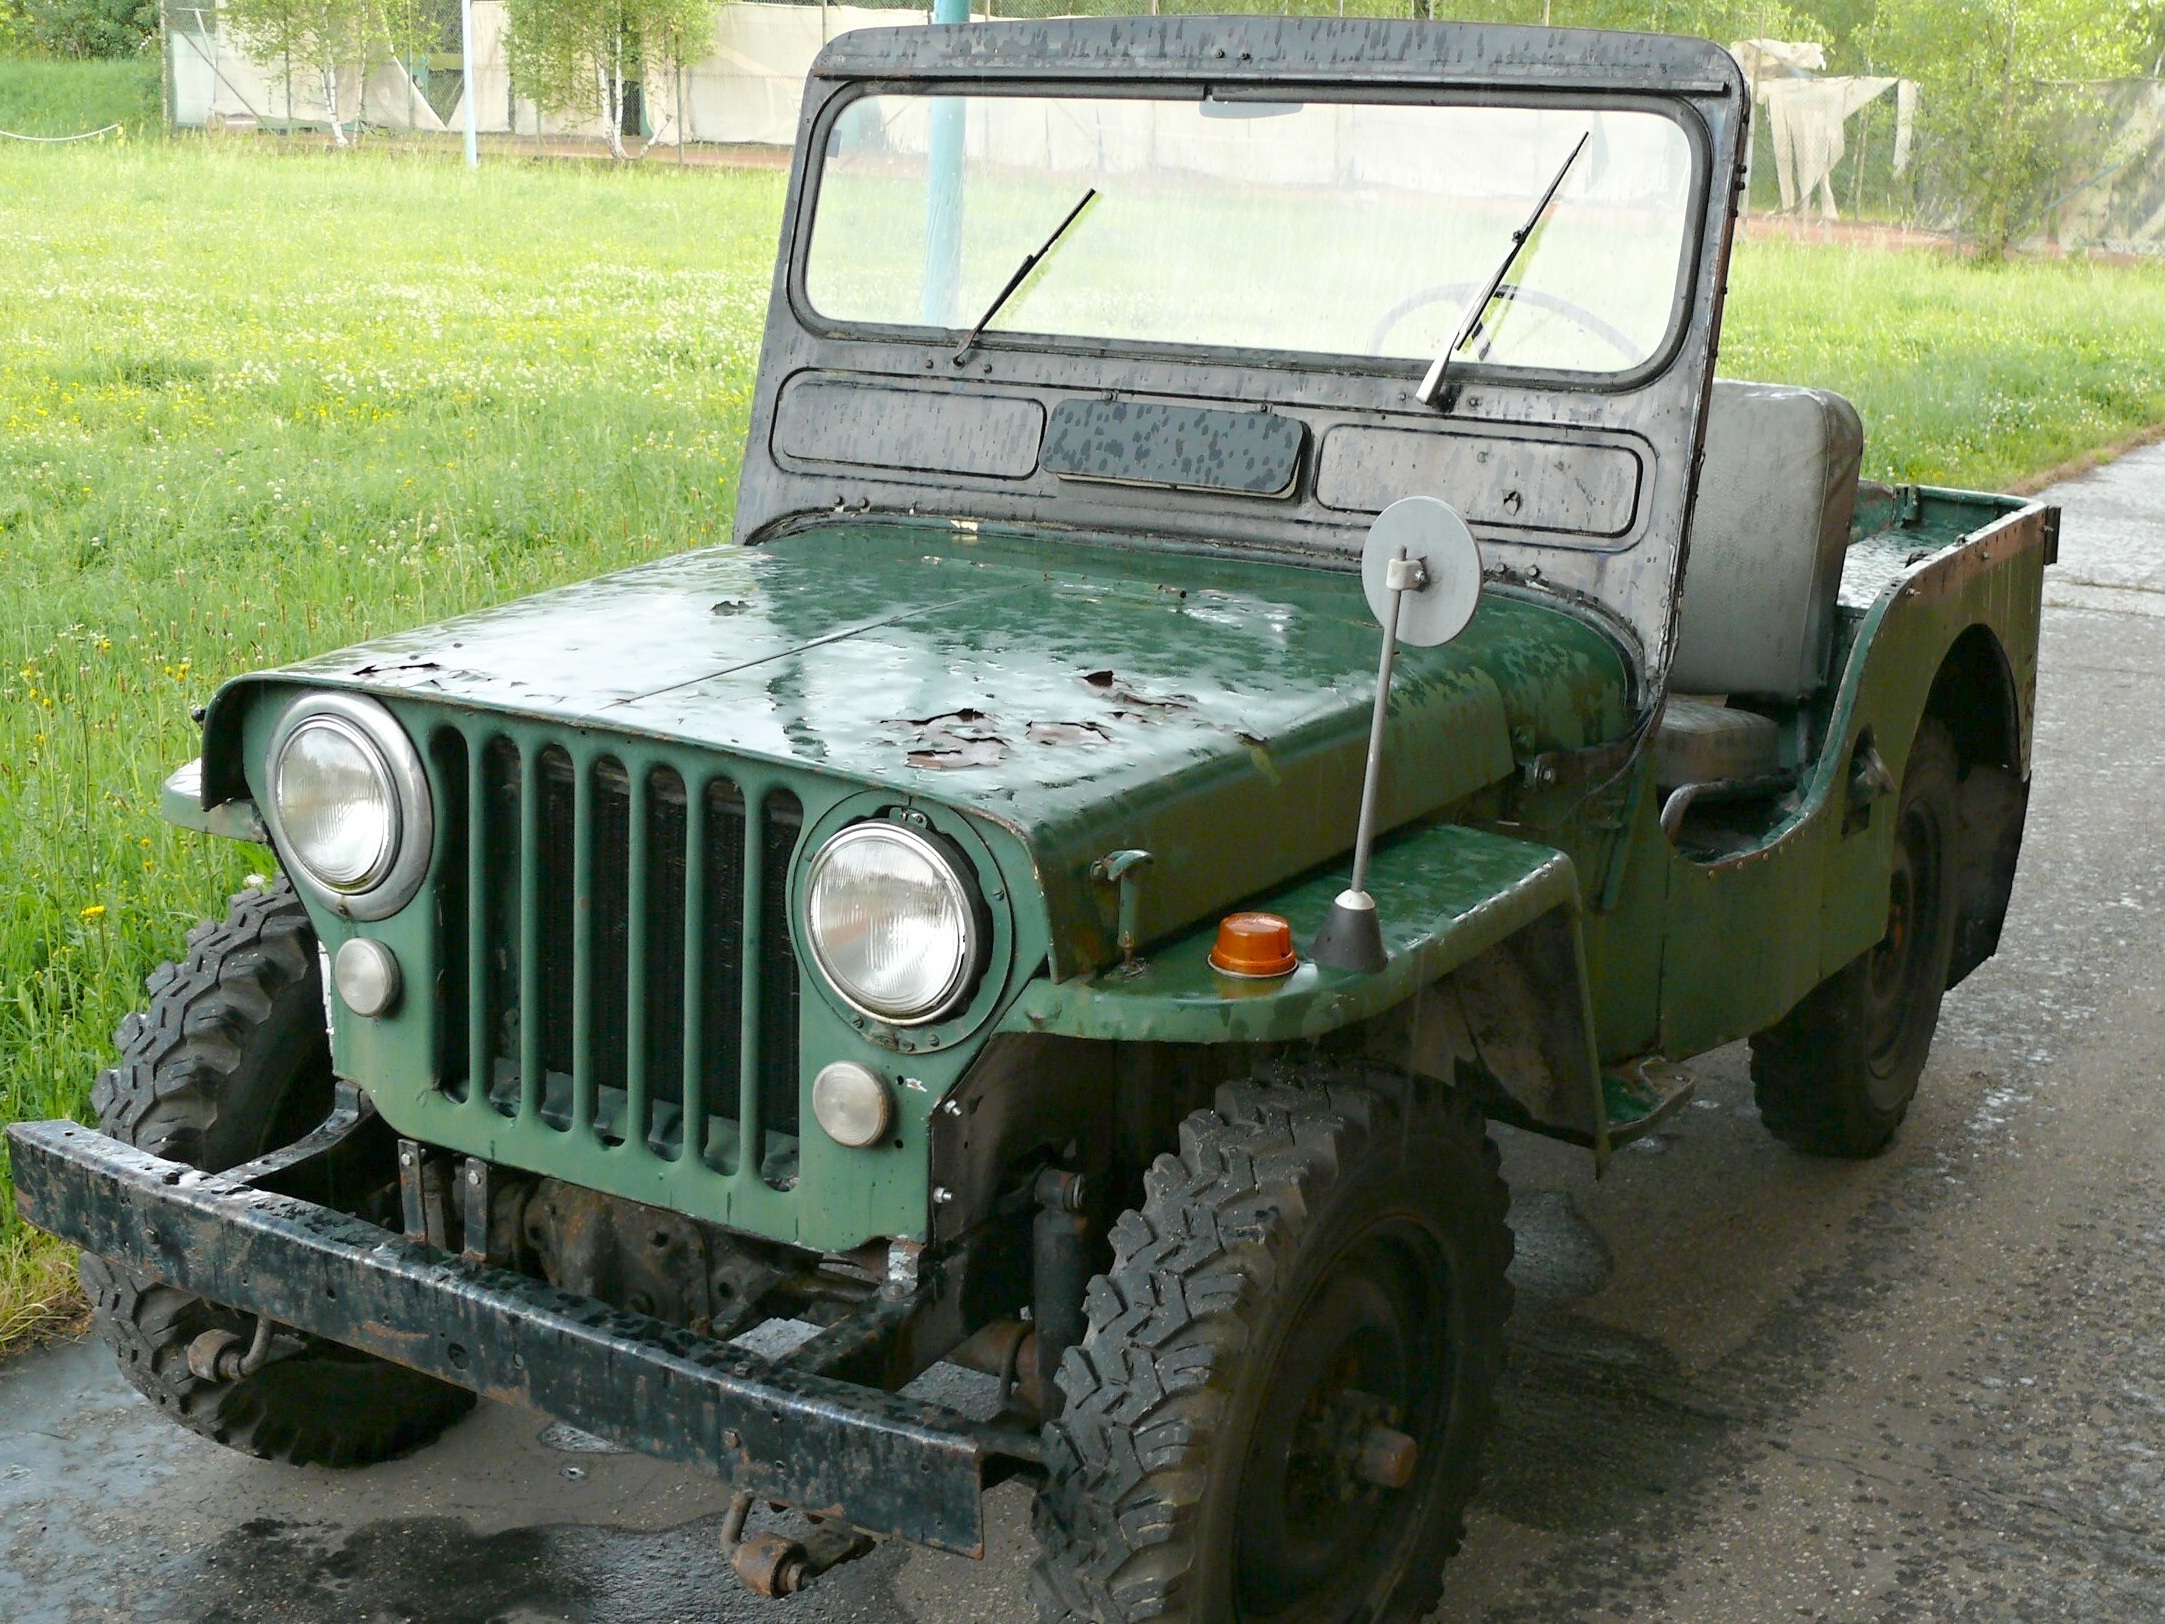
[145,0,2165,254]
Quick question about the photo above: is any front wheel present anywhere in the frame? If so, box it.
[1750,718,1963,1157]
[1031,1065,1513,1624]
[79,878,472,1466]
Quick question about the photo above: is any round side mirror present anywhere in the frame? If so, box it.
[1361,496,1483,648]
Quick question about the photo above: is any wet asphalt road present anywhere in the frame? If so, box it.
[5,446,2165,1624]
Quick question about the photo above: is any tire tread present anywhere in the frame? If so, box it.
[81,879,471,1467]
[1030,1064,1510,1624]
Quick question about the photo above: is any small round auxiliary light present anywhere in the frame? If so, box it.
[332,937,402,1018]
[1208,912,1298,979]
[811,1061,896,1150]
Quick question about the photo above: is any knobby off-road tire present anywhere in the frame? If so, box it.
[77,878,472,1466]
[1031,1065,1513,1624]
[1750,718,1963,1158]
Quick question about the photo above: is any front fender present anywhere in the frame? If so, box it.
[1000,820,1606,1147]
[1002,821,1580,1044]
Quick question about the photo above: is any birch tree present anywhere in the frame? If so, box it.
[505,0,719,159]
[223,0,376,147]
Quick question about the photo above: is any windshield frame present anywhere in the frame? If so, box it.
[788,78,1715,397]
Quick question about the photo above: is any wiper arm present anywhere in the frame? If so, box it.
[1416,131,1591,409]
[953,188,1098,364]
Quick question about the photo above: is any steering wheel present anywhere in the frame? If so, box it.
[1367,281,1643,366]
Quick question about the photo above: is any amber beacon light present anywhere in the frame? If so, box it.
[1209,912,1299,978]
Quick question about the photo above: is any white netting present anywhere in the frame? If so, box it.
[158,6,2164,256]
[167,1,928,141]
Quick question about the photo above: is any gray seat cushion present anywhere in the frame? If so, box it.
[1669,381,1864,699]
[1655,697,1782,789]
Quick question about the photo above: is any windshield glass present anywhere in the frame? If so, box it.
[804,93,1698,376]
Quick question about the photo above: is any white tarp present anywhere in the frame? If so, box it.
[1730,41,1915,220]
[1731,38,1826,81]
[205,42,362,127]
[366,58,447,132]
[657,4,925,146]
[449,0,517,134]
[168,18,217,127]
[168,10,442,131]
[1761,76,1904,218]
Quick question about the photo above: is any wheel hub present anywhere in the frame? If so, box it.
[1231,1226,1447,1622]
[1862,799,1942,1098]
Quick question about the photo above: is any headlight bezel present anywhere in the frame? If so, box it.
[262,692,434,922]
[802,818,989,1027]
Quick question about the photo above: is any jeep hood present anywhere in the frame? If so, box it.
[206,522,1628,976]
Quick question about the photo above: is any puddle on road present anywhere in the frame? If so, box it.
[178,1507,922,1624]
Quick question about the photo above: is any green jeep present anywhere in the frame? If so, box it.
[9,16,2054,1623]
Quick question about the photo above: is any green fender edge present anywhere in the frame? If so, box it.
[160,758,270,844]
[1000,820,1581,1046]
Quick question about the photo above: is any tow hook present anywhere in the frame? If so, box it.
[721,1490,877,1598]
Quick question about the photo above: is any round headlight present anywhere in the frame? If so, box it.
[804,822,982,1024]
[276,718,397,891]
[263,693,433,922]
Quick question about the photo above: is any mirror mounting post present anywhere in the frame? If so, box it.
[1312,554,1426,972]
[1311,498,1484,975]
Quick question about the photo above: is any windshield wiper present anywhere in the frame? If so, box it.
[1415,131,1591,409]
[953,187,1098,364]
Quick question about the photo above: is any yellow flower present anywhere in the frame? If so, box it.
[80,904,106,919]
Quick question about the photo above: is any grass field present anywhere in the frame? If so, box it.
[0,58,161,140]
[2,135,2164,1353]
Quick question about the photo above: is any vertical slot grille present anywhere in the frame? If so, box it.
[429,729,470,1103]
[759,788,803,1146]
[536,746,577,1107]
[641,766,689,1149]
[450,728,806,1191]
[699,778,747,1166]
[589,757,632,1142]
[481,737,522,1116]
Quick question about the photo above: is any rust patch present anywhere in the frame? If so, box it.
[1077,670,1192,720]
[887,709,1009,769]
[1026,721,1112,747]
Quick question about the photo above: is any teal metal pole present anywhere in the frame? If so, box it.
[921,0,970,326]
[460,0,479,169]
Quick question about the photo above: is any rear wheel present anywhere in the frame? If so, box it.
[1751,718,1962,1158]
[1031,1064,1512,1624]
[78,878,472,1466]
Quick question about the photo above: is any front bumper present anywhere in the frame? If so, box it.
[6,1117,1030,1556]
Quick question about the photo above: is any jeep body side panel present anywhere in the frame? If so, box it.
[1641,492,2051,1060]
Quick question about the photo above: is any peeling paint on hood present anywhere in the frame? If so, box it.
[206,520,1631,970]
